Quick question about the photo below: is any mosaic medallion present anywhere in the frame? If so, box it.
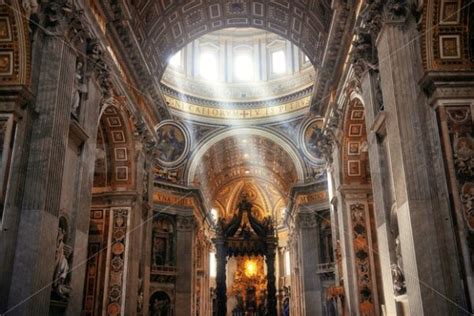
[300,118,326,164]
[155,121,190,167]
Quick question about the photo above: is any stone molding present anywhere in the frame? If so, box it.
[177,215,195,232]
[296,212,318,229]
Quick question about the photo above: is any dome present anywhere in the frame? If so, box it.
[160,28,316,123]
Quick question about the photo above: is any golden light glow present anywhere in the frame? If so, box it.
[244,259,258,278]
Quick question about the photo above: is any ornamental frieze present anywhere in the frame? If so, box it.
[442,105,474,231]
[153,191,196,208]
[106,208,129,316]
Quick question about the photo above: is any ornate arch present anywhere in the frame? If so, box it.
[420,0,474,71]
[340,95,371,185]
[93,98,136,190]
[0,2,31,86]
[185,127,305,185]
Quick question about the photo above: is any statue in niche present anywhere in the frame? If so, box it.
[52,221,72,300]
[151,217,175,267]
[149,291,171,316]
[153,237,167,266]
[71,60,87,117]
[391,236,406,295]
[137,278,144,313]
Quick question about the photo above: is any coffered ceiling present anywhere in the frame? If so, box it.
[192,134,298,208]
[125,0,332,77]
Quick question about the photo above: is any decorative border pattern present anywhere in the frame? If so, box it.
[105,208,129,316]
[0,3,31,85]
[421,0,473,71]
[440,105,474,231]
[350,203,375,315]
[342,99,370,185]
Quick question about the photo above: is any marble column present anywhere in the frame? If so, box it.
[6,27,76,315]
[340,187,380,316]
[266,238,278,316]
[296,212,323,316]
[376,8,468,315]
[175,215,195,315]
[214,237,227,316]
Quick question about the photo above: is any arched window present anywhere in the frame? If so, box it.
[209,252,217,277]
[149,291,172,316]
[169,51,182,68]
[199,51,218,81]
[271,50,286,74]
[284,250,291,276]
[318,211,334,264]
[234,53,254,81]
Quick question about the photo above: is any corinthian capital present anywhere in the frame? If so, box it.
[42,0,72,34]
[384,0,410,22]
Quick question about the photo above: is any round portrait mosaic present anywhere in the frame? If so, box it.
[155,121,190,167]
[300,118,326,164]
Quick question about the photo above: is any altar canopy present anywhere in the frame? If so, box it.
[213,193,277,316]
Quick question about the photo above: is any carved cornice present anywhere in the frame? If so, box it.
[104,0,170,121]
[0,85,34,113]
[297,212,318,229]
[338,184,373,200]
[41,0,72,35]
[384,0,410,23]
[350,1,383,83]
[86,40,113,98]
[177,215,195,231]
[420,72,474,105]
[312,2,355,113]
[91,190,138,206]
